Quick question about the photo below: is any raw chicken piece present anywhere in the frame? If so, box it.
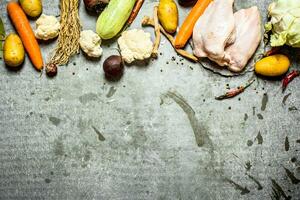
[192,2,214,58]
[193,0,236,61]
[225,7,262,72]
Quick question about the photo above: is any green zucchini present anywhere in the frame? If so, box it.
[96,0,137,40]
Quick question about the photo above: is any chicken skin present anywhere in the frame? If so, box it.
[193,0,236,61]
[225,7,262,72]
[192,1,262,73]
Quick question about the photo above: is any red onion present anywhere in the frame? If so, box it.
[83,0,109,14]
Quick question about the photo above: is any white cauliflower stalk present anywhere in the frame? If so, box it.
[118,29,153,63]
[79,30,103,58]
[35,14,60,40]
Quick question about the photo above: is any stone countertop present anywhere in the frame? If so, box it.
[0,0,299,199]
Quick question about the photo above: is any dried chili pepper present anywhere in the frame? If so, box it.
[264,47,281,57]
[215,79,255,100]
[282,70,299,92]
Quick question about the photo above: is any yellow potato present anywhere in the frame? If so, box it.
[4,33,25,67]
[19,0,42,18]
[158,0,178,34]
[255,54,290,77]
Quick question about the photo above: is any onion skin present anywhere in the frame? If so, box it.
[83,0,109,13]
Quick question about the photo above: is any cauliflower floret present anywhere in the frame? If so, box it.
[35,14,60,40]
[118,29,153,63]
[79,30,103,58]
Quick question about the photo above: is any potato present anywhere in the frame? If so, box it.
[255,54,290,77]
[19,0,42,18]
[158,0,178,34]
[4,33,25,67]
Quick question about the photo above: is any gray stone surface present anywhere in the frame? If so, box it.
[0,0,299,199]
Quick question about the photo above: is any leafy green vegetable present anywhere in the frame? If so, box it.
[265,0,300,47]
[0,17,5,59]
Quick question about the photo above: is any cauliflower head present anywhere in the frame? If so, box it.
[35,14,60,40]
[79,30,103,58]
[118,29,153,63]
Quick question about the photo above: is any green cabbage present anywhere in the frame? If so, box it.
[265,0,300,47]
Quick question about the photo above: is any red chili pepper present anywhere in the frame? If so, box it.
[216,79,255,100]
[264,47,281,57]
[282,70,300,92]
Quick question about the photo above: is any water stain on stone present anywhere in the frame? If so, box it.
[83,150,92,162]
[282,93,291,106]
[49,117,61,126]
[257,114,264,120]
[63,171,71,177]
[288,106,298,111]
[284,167,300,184]
[92,126,105,141]
[106,86,117,98]
[247,140,253,147]
[71,163,78,168]
[244,114,248,121]
[42,131,48,137]
[247,174,263,190]
[163,91,208,147]
[77,118,86,134]
[261,93,268,111]
[45,178,51,183]
[79,93,98,105]
[270,179,292,200]
[225,178,250,195]
[53,138,64,156]
[44,97,50,101]
[81,163,88,168]
[130,125,148,148]
[255,132,263,145]
[245,161,252,171]
[285,136,289,151]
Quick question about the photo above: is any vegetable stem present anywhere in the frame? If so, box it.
[152,6,161,58]
[142,16,198,62]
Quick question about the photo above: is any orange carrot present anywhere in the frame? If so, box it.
[174,0,212,49]
[127,0,145,26]
[7,2,43,71]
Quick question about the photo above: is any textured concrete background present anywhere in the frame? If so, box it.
[0,0,299,199]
